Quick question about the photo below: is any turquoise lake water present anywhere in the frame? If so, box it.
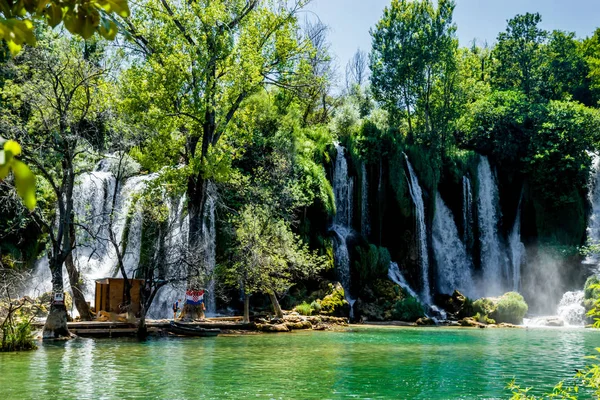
[0,326,598,399]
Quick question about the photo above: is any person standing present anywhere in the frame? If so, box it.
[172,299,181,320]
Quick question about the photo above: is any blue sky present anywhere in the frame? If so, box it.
[303,0,600,85]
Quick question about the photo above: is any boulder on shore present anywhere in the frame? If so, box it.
[256,323,289,333]
[416,317,435,326]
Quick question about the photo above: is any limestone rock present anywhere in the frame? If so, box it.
[459,317,487,328]
[256,323,289,333]
[284,321,312,330]
[416,317,435,326]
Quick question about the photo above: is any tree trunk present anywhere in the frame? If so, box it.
[137,290,148,341]
[269,292,284,319]
[65,221,92,320]
[42,258,71,339]
[243,293,250,324]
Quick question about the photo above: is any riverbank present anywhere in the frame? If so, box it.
[30,314,351,338]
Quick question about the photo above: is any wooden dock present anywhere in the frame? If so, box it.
[34,318,256,337]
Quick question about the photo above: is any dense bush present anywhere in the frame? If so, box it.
[310,300,321,314]
[473,312,496,325]
[392,296,426,322]
[492,292,528,325]
[1,320,36,352]
[584,276,600,311]
[473,298,495,316]
[353,244,392,282]
[295,302,313,316]
[585,276,600,300]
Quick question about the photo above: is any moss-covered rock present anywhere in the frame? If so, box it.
[318,282,350,317]
[354,279,408,321]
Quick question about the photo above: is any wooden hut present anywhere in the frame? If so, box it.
[95,278,144,316]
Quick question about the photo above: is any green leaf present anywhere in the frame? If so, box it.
[0,163,9,180]
[12,159,36,210]
[4,139,21,156]
[44,3,63,28]
[98,18,117,40]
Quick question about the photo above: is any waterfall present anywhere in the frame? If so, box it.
[202,183,217,315]
[508,198,525,292]
[24,159,210,319]
[331,144,354,297]
[388,262,446,322]
[147,195,189,319]
[404,154,431,304]
[477,156,507,295]
[586,154,600,266]
[388,262,419,299]
[557,291,586,326]
[462,176,473,246]
[360,163,370,238]
[432,192,476,298]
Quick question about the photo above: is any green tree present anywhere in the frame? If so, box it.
[370,0,457,143]
[0,0,129,55]
[491,13,547,97]
[120,0,318,318]
[0,35,113,337]
[227,204,326,322]
[581,28,600,106]
[540,30,591,104]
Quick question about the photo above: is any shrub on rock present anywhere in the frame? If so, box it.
[473,298,495,316]
[319,283,350,317]
[392,296,425,322]
[295,302,313,316]
[491,292,528,325]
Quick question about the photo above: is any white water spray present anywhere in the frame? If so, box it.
[432,192,476,297]
[477,156,507,295]
[361,163,370,238]
[331,144,354,298]
[404,154,431,304]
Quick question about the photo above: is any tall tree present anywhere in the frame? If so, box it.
[370,0,457,143]
[120,0,317,319]
[491,13,547,97]
[227,204,325,322]
[0,36,112,337]
[540,30,590,104]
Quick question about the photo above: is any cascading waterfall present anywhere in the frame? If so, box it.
[147,195,189,319]
[508,196,525,292]
[331,144,354,309]
[432,192,476,298]
[361,163,370,238]
[404,154,431,304]
[24,159,212,319]
[586,154,600,266]
[557,291,586,326]
[388,262,446,322]
[477,156,507,295]
[388,262,419,299]
[462,176,473,246]
[202,183,217,315]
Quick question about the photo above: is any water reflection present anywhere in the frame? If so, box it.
[0,328,598,399]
